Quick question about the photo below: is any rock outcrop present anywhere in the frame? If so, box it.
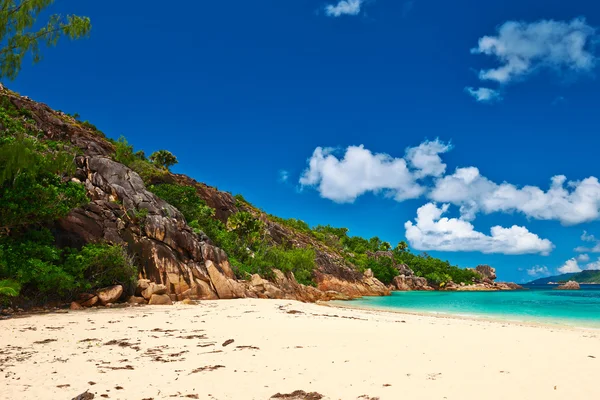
[391,275,434,291]
[555,281,580,290]
[470,265,497,282]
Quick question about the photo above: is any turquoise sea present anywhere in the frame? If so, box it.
[342,285,600,328]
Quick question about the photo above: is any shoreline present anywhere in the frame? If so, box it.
[323,300,600,332]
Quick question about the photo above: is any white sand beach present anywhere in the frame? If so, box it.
[1,299,599,400]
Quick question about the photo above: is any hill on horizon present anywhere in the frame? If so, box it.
[527,270,600,285]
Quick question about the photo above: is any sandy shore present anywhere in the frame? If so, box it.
[1,299,599,400]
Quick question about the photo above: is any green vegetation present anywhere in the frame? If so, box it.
[269,223,478,287]
[0,229,136,299]
[0,94,136,303]
[0,138,88,235]
[0,0,92,80]
[149,150,178,171]
[0,279,20,297]
[566,270,600,284]
[110,136,168,184]
[393,247,479,286]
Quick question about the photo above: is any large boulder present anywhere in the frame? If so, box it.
[391,275,434,291]
[555,281,580,290]
[475,265,497,281]
[316,270,390,298]
[141,283,168,300]
[78,293,98,307]
[127,296,147,304]
[148,294,173,305]
[206,260,247,299]
[135,279,151,296]
[395,263,414,276]
[96,285,124,305]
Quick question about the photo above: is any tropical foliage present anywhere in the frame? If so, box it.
[0,0,92,80]
[149,150,178,170]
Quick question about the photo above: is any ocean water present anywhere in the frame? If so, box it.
[342,285,600,328]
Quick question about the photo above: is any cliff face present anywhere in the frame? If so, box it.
[3,88,388,302]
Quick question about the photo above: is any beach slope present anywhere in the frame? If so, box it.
[1,299,599,399]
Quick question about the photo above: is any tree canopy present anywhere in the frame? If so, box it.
[149,150,178,170]
[0,0,91,80]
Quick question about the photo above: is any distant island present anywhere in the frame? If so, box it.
[527,270,600,285]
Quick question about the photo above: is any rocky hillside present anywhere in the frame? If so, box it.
[0,85,389,304]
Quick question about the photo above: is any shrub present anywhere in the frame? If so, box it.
[263,246,316,286]
[128,159,169,184]
[0,229,81,296]
[63,244,137,291]
[0,138,88,235]
[148,184,203,222]
[0,229,137,299]
[0,279,20,297]
[226,211,265,246]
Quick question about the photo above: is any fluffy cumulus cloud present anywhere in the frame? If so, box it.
[472,18,598,83]
[464,87,502,103]
[404,140,452,178]
[324,0,364,17]
[558,258,583,274]
[299,140,450,203]
[556,256,600,273]
[300,141,600,226]
[527,265,550,277]
[429,169,600,225]
[404,203,554,255]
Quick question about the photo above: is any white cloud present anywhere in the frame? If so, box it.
[405,139,452,179]
[577,254,591,262]
[558,258,582,274]
[430,168,600,225]
[465,87,502,103]
[300,141,600,225]
[404,203,554,255]
[527,265,550,277]
[278,170,290,183]
[472,18,597,84]
[586,259,600,270]
[325,0,363,17]
[574,231,600,252]
[299,141,451,203]
[581,231,597,242]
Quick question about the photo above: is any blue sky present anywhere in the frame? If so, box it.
[6,0,600,282]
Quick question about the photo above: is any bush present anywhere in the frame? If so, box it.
[0,137,88,234]
[0,229,137,299]
[0,279,20,297]
[148,184,203,222]
[63,243,137,291]
[0,229,81,296]
[263,246,316,286]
